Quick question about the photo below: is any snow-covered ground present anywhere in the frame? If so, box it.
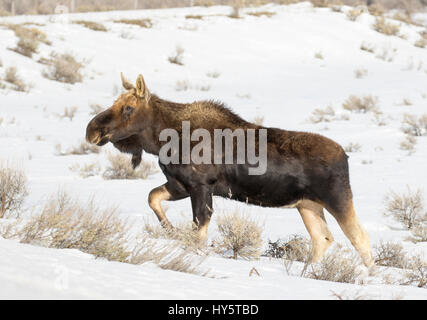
[0,2,426,299]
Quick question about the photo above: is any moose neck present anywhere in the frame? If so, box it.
[137,94,186,156]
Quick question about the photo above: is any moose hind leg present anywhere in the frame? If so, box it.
[329,201,374,268]
[297,200,334,263]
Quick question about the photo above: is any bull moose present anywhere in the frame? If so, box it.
[86,73,374,267]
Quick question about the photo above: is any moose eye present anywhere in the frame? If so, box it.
[124,106,134,113]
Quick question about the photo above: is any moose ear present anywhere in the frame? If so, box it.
[121,72,135,91]
[135,74,150,102]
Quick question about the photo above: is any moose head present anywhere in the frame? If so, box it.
[86,73,152,168]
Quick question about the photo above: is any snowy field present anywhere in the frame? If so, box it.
[0,2,426,299]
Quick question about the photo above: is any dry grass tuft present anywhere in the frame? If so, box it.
[185,15,204,20]
[354,68,368,79]
[89,104,104,115]
[310,0,342,8]
[69,162,101,178]
[304,245,360,284]
[1,192,207,275]
[344,142,362,153]
[0,161,28,219]
[168,46,185,66]
[103,153,158,180]
[401,114,427,137]
[7,24,50,58]
[3,66,28,92]
[42,52,84,84]
[373,17,400,36]
[114,19,153,28]
[360,42,375,53]
[56,106,79,121]
[57,141,100,156]
[247,11,276,17]
[400,134,417,154]
[264,235,311,262]
[143,221,204,252]
[214,209,263,260]
[309,106,335,123]
[73,20,107,32]
[342,95,378,113]
[346,8,364,21]
[17,193,129,261]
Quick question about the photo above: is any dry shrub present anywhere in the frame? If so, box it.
[175,80,190,91]
[373,241,407,268]
[264,235,311,261]
[253,116,264,126]
[310,0,342,7]
[342,95,378,113]
[42,52,84,84]
[414,38,427,49]
[168,46,185,66]
[2,192,207,275]
[114,19,153,28]
[57,106,79,121]
[89,104,104,115]
[247,11,276,17]
[392,12,416,25]
[3,66,27,92]
[346,8,363,21]
[304,245,360,284]
[367,3,384,16]
[401,114,427,136]
[314,51,323,60]
[360,42,375,53]
[354,68,368,78]
[344,142,362,153]
[206,71,220,79]
[400,134,417,154]
[407,223,427,243]
[69,162,101,178]
[73,20,107,32]
[401,254,426,288]
[384,188,426,230]
[0,161,28,219]
[103,153,158,180]
[309,106,335,123]
[57,141,100,156]
[373,17,400,36]
[143,221,203,251]
[229,5,241,19]
[214,210,263,260]
[186,14,204,20]
[7,24,50,58]
[15,192,129,261]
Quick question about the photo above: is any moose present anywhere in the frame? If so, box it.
[86,73,374,267]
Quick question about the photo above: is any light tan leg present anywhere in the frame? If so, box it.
[334,204,374,268]
[148,185,173,228]
[197,219,210,242]
[297,200,334,263]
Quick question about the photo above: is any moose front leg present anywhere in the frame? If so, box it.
[189,186,213,242]
[148,182,188,229]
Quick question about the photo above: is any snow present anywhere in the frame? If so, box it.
[0,2,426,299]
